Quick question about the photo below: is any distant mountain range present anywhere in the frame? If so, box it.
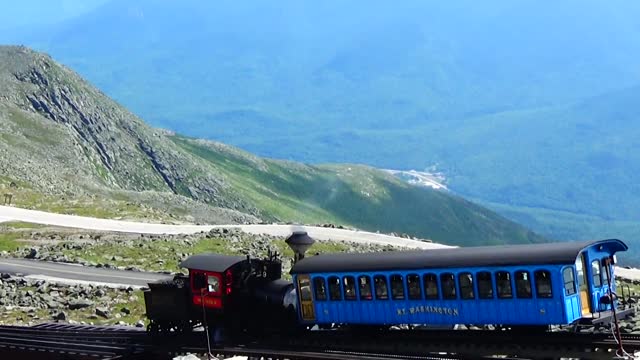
[0,46,547,247]
[2,0,639,258]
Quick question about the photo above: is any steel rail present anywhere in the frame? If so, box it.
[0,328,147,340]
[0,335,128,356]
[251,328,640,360]
[0,323,639,360]
[0,326,154,359]
[180,345,471,360]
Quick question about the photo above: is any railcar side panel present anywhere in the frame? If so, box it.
[293,240,627,328]
[361,300,376,323]
[534,269,565,323]
[303,265,569,326]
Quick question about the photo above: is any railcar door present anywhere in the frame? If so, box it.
[575,253,591,315]
[297,275,316,321]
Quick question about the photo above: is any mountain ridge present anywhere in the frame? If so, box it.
[0,45,546,247]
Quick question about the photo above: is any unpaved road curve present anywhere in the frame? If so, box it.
[0,205,446,285]
[3,205,639,281]
[0,258,169,287]
[0,205,449,250]
[614,267,640,282]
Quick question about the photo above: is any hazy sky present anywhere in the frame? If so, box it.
[0,0,109,29]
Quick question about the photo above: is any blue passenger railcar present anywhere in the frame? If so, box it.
[290,239,627,327]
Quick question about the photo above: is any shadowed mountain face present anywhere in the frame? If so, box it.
[0,46,547,247]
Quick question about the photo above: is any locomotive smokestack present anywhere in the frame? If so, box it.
[285,231,315,264]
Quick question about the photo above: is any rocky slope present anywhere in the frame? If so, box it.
[0,46,546,246]
[0,46,256,214]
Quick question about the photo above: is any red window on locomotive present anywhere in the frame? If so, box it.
[190,269,223,309]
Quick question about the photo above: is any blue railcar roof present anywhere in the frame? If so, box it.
[290,239,627,274]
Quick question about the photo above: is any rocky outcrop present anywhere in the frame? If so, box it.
[0,45,259,217]
[0,273,144,327]
[4,227,401,278]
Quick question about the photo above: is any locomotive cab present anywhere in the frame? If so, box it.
[145,250,289,334]
[181,254,249,314]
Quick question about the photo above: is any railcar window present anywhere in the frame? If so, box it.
[477,272,493,299]
[391,275,405,300]
[496,271,513,299]
[407,274,422,300]
[601,258,610,283]
[459,273,475,299]
[343,276,357,300]
[313,277,327,301]
[591,260,602,287]
[440,273,457,300]
[534,270,552,298]
[207,275,220,293]
[515,271,532,298]
[299,277,312,301]
[359,276,373,300]
[563,268,576,295]
[424,273,439,299]
[374,275,389,300]
[575,256,585,289]
[328,276,342,300]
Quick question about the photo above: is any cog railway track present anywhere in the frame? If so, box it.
[0,323,639,360]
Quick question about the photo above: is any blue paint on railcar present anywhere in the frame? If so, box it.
[293,240,626,327]
[296,265,566,326]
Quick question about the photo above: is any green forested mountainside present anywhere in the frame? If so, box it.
[2,0,639,249]
[171,136,545,246]
[229,86,640,255]
[0,46,546,247]
[473,200,640,267]
[261,87,640,220]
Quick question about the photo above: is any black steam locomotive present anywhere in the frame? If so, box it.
[143,232,312,336]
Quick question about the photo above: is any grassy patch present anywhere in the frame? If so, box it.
[7,108,60,146]
[2,221,46,229]
[191,238,238,255]
[68,291,147,326]
[172,136,339,223]
[0,232,22,252]
[56,234,354,273]
[62,239,189,273]
[617,279,640,298]
[3,188,177,223]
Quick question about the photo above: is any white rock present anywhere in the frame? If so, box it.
[173,354,205,360]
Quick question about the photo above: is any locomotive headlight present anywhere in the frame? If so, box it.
[207,276,220,293]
